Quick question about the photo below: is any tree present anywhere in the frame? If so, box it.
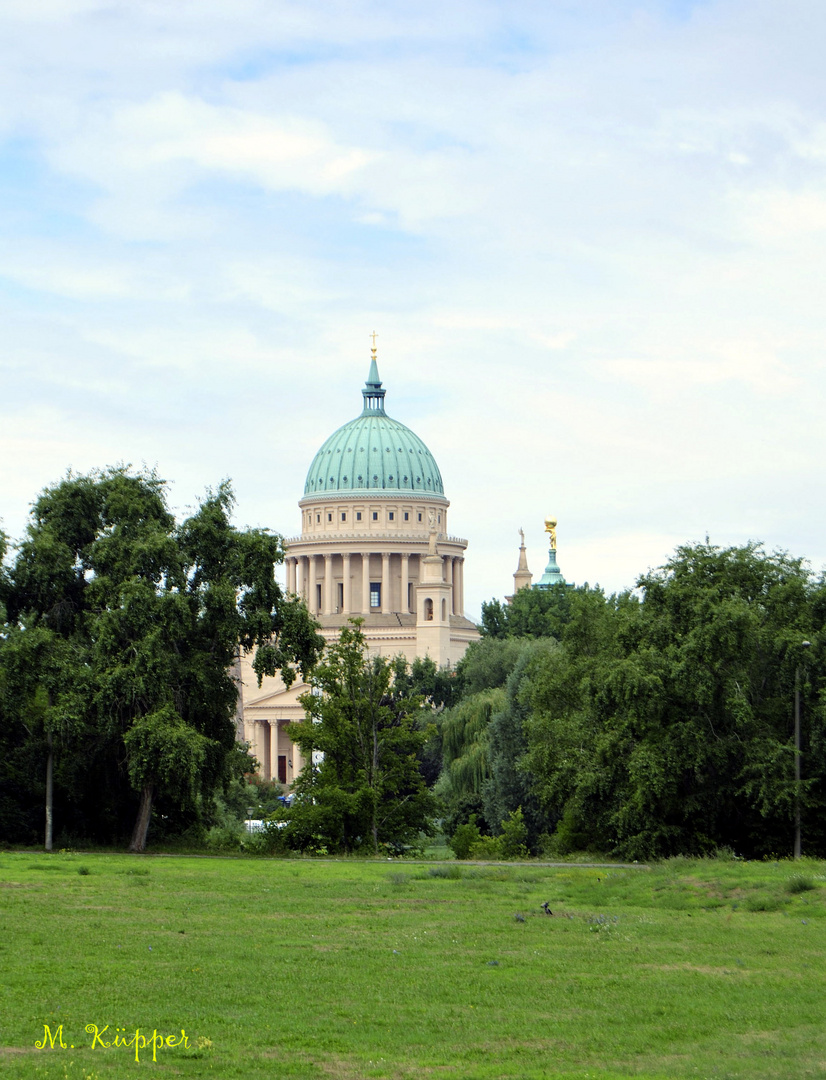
[482,638,557,850]
[454,636,533,697]
[3,467,323,851]
[480,584,577,640]
[435,686,506,834]
[0,625,91,849]
[0,526,8,614]
[285,620,437,854]
[524,543,826,859]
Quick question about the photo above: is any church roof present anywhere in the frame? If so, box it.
[303,359,445,498]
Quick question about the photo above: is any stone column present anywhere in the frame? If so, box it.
[262,721,272,782]
[324,553,333,615]
[307,554,317,614]
[287,557,296,595]
[296,556,305,601]
[381,551,391,614]
[362,552,371,613]
[401,553,410,614]
[451,557,459,614]
[343,553,351,614]
[457,558,464,616]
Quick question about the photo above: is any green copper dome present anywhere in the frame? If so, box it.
[304,361,445,498]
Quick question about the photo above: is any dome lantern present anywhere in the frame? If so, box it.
[361,333,387,415]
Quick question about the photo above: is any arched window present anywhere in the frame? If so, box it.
[424,598,434,621]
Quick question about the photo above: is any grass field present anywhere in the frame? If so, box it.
[1,851,825,1080]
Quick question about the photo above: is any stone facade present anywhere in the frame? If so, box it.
[238,350,479,787]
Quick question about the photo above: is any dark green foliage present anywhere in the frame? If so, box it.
[0,467,323,849]
[525,542,826,859]
[448,814,482,859]
[402,653,459,709]
[388,653,457,786]
[480,583,582,640]
[435,687,505,832]
[441,791,487,839]
[284,620,437,854]
[482,638,557,850]
[454,636,533,696]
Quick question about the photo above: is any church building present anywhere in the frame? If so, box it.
[238,341,480,787]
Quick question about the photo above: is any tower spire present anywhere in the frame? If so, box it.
[362,330,386,414]
[512,527,533,594]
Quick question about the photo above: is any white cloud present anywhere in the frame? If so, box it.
[3,0,826,607]
[739,188,826,241]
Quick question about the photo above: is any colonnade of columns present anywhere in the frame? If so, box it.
[285,551,465,617]
[254,719,296,785]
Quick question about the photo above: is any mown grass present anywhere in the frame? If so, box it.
[1,852,825,1079]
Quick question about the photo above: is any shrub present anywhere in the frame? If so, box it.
[242,820,288,856]
[545,805,590,856]
[449,815,482,860]
[744,893,785,912]
[426,864,463,879]
[499,807,529,860]
[468,834,504,860]
[205,823,245,852]
[787,873,816,894]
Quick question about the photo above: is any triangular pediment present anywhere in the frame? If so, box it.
[243,681,310,710]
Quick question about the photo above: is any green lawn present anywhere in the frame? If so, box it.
[1,851,824,1079]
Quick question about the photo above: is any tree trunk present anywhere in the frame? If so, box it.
[372,724,380,854]
[45,730,53,852]
[129,783,154,852]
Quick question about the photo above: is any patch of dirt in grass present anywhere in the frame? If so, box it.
[642,962,749,976]
[684,877,728,899]
[477,1036,575,1055]
[263,1050,458,1079]
[320,1057,458,1079]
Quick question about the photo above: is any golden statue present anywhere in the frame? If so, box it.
[544,516,557,549]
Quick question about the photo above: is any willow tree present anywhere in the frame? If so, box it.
[4,467,323,851]
[435,687,505,834]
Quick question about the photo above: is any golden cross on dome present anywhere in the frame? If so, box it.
[370,330,378,353]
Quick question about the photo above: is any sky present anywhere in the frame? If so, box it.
[2,0,826,620]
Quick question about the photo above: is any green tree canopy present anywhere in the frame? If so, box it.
[480,584,569,639]
[482,638,558,849]
[284,620,437,854]
[1,467,323,850]
[435,686,506,833]
[524,542,826,859]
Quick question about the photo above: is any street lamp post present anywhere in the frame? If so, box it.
[794,640,812,860]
